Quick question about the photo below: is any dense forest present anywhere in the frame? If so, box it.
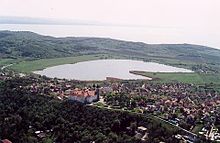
[0,77,180,143]
[1,31,220,73]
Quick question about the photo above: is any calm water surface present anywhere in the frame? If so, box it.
[0,24,219,49]
[34,59,193,81]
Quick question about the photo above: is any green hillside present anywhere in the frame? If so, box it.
[1,31,220,73]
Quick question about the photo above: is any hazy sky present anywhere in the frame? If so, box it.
[0,0,220,48]
[0,0,219,27]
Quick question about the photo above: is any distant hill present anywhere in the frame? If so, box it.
[0,16,107,26]
[1,30,220,73]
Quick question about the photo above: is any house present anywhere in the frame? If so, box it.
[135,126,148,141]
[137,126,148,134]
[100,86,113,94]
[35,130,46,139]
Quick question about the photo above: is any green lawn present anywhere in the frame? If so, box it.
[9,54,120,73]
[131,71,220,85]
[0,58,18,67]
[5,55,220,90]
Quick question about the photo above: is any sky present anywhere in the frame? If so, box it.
[0,0,220,48]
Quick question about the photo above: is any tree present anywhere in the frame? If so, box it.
[112,119,121,133]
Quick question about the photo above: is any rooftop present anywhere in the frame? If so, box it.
[70,88,96,97]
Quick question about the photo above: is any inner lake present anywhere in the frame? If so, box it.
[34,59,193,81]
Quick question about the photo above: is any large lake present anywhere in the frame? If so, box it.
[34,59,193,81]
[0,24,219,49]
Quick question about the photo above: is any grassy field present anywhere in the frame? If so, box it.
[4,54,220,91]
[131,71,220,85]
[9,54,121,73]
[0,59,18,68]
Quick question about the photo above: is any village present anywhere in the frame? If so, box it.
[1,70,220,142]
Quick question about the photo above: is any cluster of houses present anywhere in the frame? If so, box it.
[24,78,220,138]
[99,81,220,141]
[0,71,14,80]
[0,69,25,81]
[199,126,220,141]
[17,76,100,104]
[3,72,220,141]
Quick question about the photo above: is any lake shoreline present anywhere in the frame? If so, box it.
[33,59,193,81]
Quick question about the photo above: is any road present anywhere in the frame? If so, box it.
[153,115,197,138]
[1,64,13,70]
[91,101,198,138]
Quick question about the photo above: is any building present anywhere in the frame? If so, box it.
[67,88,99,103]
[135,126,148,141]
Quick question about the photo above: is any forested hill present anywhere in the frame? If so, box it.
[1,30,220,72]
